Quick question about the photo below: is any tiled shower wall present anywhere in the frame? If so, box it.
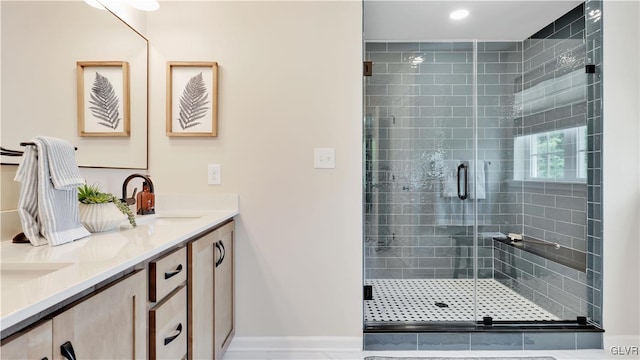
[493,3,602,324]
[364,41,522,280]
[518,3,588,252]
[584,0,604,327]
[364,2,603,325]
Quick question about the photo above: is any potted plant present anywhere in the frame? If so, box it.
[78,184,136,232]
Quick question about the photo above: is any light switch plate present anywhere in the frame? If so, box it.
[208,164,221,184]
[314,148,335,169]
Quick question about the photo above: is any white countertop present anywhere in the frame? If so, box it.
[0,194,238,333]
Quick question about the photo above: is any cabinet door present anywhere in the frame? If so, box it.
[0,320,52,360]
[187,228,216,360]
[214,221,234,359]
[52,270,146,360]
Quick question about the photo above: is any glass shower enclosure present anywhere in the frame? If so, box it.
[363,2,600,330]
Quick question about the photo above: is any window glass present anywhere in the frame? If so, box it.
[514,126,586,182]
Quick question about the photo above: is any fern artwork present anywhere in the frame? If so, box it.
[88,72,121,130]
[177,72,210,130]
[77,61,130,137]
[167,62,218,137]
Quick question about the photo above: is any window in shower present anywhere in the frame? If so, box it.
[514,126,587,182]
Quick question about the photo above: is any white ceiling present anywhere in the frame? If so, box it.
[364,1,584,41]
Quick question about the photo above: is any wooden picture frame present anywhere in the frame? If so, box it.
[166,61,218,137]
[76,61,130,137]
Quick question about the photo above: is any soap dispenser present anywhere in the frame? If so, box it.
[136,181,155,215]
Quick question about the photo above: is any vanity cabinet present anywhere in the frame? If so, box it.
[1,214,237,360]
[0,320,52,360]
[188,220,235,360]
[51,270,146,360]
[148,247,188,360]
[1,271,146,360]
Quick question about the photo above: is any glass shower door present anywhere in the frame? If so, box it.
[363,41,480,326]
[364,3,600,333]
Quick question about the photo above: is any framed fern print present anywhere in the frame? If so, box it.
[167,62,218,137]
[76,61,130,137]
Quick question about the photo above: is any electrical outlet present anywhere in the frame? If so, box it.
[208,164,221,185]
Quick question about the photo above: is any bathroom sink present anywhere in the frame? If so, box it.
[0,262,73,289]
[121,214,204,227]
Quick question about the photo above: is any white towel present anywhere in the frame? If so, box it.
[14,136,90,246]
[442,160,460,198]
[470,161,486,200]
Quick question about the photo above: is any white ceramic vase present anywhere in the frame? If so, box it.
[79,203,127,233]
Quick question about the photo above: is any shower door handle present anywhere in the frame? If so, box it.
[457,163,468,200]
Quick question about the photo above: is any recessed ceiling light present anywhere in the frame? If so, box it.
[449,9,469,20]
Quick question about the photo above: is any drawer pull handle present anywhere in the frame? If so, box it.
[42,357,49,360]
[164,323,183,346]
[164,264,183,279]
[215,241,223,267]
[60,341,77,360]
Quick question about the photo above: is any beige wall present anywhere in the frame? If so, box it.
[146,1,363,337]
[603,0,640,341]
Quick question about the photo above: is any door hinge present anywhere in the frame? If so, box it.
[363,285,373,300]
[363,61,373,77]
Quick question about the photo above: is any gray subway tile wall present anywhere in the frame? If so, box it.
[417,333,470,350]
[494,2,602,325]
[584,0,603,325]
[364,40,520,282]
[363,331,603,350]
[470,333,523,350]
[364,1,602,328]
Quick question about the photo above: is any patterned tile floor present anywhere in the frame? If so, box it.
[364,279,559,322]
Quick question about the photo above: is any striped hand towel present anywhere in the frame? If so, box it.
[14,136,90,246]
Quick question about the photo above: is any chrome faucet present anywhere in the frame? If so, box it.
[121,174,155,214]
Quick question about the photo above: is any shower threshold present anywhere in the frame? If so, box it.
[364,320,604,333]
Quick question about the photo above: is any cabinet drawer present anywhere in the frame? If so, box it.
[149,247,186,302]
[149,285,187,360]
[1,320,52,360]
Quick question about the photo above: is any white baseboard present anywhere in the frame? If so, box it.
[226,336,362,352]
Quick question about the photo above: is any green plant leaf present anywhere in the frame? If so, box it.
[78,183,136,227]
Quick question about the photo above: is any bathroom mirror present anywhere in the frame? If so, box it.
[1,1,148,169]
